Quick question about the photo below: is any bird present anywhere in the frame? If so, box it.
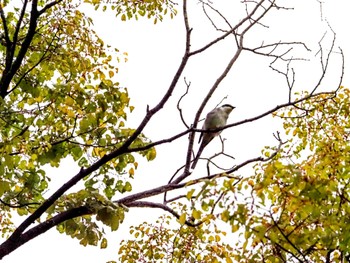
[191,104,235,169]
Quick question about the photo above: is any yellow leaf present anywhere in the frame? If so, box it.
[192,209,201,220]
[108,70,114,78]
[221,210,230,222]
[186,189,195,200]
[272,206,279,214]
[93,147,106,157]
[31,153,38,160]
[248,179,254,187]
[232,224,239,233]
[129,167,134,176]
[93,147,100,157]
[15,185,21,192]
[293,128,298,136]
[121,14,126,21]
[65,96,74,106]
[67,109,75,118]
[100,238,108,249]
[179,213,186,225]
[146,148,156,161]
[35,96,43,102]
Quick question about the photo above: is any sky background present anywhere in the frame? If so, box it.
[2,0,350,262]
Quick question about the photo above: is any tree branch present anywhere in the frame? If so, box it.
[0,0,38,98]
[38,0,64,15]
[0,2,11,46]
[3,0,193,247]
[127,201,199,227]
[0,206,91,259]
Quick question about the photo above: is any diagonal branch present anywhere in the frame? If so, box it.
[189,0,266,56]
[127,201,199,227]
[0,206,91,258]
[7,28,60,95]
[269,210,307,262]
[12,0,29,58]
[38,0,64,15]
[3,0,193,247]
[181,0,279,184]
[0,0,39,98]
[0,2,11,46]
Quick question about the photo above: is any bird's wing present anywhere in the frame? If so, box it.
[199,109,218,142]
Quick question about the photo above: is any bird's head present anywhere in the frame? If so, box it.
[220,104,235,114]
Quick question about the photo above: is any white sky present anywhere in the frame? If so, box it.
[2,0,350,262]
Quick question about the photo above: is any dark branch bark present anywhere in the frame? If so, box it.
[12,0,29,57]
[0,0,63,98]
[189,0,265,56]
[0,0,38,98]
[0,0,192,257]
[0,2,11,46]
[180,0,278,184]
[127,201,199,227]
[0,206,91,259]
[39,0,64,15]
[0,0,344,260]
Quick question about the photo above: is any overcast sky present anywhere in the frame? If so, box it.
[2,0,350,262]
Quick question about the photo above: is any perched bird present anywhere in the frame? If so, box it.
[191,104,235,169]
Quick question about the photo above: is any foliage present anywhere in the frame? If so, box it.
[119,88,350,262]
[119,212,235,263]
[0,0,172,254]
[249,87,350,262]
[85,0,177,23]
[0,0,345,262]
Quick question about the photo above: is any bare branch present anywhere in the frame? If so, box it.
[181,0,280,184]
[189,0,266,56]
[200,0,232,33]
[38,0,64,15]
[210,191,226,215]
[311,23,341,95]
[177,77,191,129]
[243,41,311,62]
[127,88,339,159]
[164,194,187,204]
[127,201,200,227]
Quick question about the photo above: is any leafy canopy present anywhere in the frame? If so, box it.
[0,0,173,249]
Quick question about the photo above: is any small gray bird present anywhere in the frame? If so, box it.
[191,104,235,169]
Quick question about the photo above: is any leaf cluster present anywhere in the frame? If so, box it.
[0,0,161,246]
